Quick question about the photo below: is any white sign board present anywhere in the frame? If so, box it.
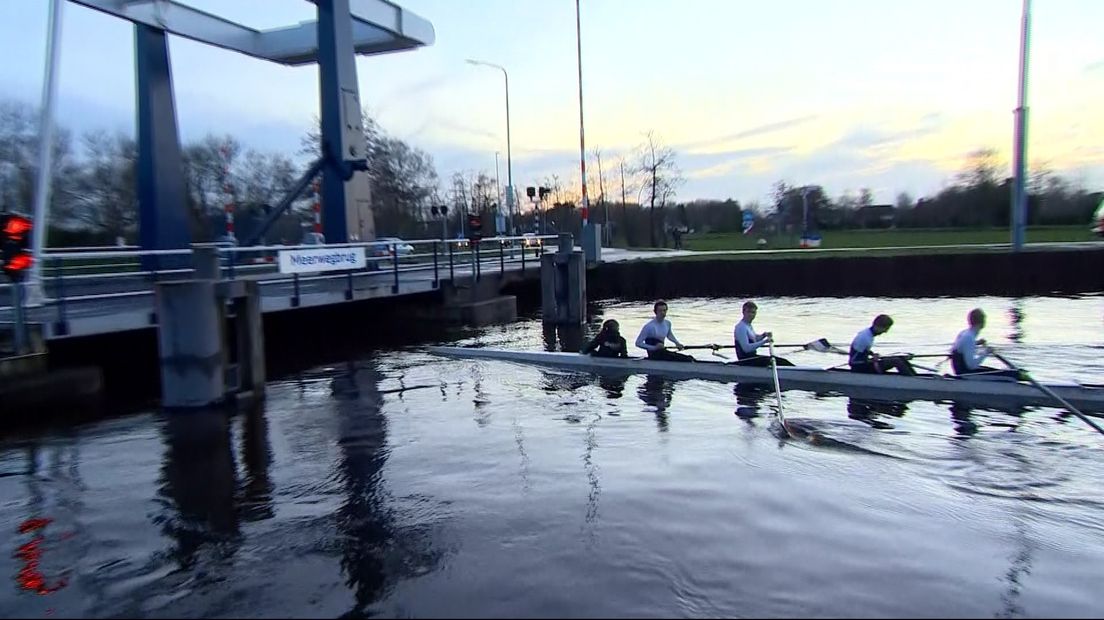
[278,247,366,274]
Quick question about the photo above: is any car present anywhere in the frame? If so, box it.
[521,233,543,248]
[370,237,415,257]
[1093,199,1104,237]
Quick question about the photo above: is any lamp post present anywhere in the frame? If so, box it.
[466,59,513,234]
[575,0,589,228]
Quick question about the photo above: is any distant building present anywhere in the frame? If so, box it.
[856,204,896,229]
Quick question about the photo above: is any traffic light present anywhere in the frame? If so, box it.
[526,186,536,199]
[538,187,551,201]
[467,213,483,241]
[0,213,33,282]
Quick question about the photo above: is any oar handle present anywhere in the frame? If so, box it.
[683,344,733,350]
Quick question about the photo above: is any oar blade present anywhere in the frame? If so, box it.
[804,338,833,353]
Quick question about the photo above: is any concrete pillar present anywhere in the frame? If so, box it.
[541,233,586,324]
[192,244,221,280]
[237,280,266,401]
[156,280,226,409]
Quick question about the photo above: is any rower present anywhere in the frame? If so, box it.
[950,308,1024,380]
[733,301,794,366]
[635,300,695,362]
[582,319,629,358]
[849,314,918,376]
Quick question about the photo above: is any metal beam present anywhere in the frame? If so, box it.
[69,0,434,66]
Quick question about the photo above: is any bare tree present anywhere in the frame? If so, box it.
[633,131,683,247]
[67,131,138,238]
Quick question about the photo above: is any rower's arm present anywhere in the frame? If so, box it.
[667,326,683,348]
[635,326,656,351]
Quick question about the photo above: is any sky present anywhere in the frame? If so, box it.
[0,0,1102,207]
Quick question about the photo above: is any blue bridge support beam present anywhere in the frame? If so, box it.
[317,0,373,244]
[135,24,192,255]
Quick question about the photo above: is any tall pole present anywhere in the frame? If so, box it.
[27,0,65,306]
[494,151,502,234]
[1011,0,1032,251]
[575,0,589,227]
[466,59,513,234]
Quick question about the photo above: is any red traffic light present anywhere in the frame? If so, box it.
[1,213,34,281]
[3,214,32,239]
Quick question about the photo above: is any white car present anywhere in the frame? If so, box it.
[371,237,415,257]
[521,233,543,248]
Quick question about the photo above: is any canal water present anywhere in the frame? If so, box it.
[1,295,1102,618]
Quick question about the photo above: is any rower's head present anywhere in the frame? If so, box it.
[968,308,986,331]
[742,301,758,323]
[601,319,620,335]
[653,300,668,320]
[871,314,894,336]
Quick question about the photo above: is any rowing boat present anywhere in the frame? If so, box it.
[427,346,1104,412]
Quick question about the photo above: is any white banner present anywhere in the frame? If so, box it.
[278,247,366,274]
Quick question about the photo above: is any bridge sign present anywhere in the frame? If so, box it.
[278,247,366,274]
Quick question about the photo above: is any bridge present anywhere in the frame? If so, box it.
[0,235,562,340]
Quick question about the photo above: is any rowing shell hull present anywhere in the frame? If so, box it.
[427,346,1104,412]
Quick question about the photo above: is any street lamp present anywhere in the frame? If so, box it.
[466,58,513,234]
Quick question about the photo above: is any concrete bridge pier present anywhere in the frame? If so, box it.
[155,246,265,410]
[541,233,586,325]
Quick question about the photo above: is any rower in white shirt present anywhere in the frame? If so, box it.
[849,314,918,376]
[635,300,695,362]
[950,308,1024,380]
[733,301,793,366]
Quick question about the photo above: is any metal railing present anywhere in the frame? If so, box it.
[3,234,559,335]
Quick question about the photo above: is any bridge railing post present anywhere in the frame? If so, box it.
[499,240,505,273]
[448,241,455,282]
[433,241,439,288]
[391,244,399,294]
[52,256,69,336]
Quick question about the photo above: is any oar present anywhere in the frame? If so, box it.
[767,339,793,438]
[989,349,1104,437]
[685,338,834,352]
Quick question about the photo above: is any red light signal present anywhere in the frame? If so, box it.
[1,213,34,281]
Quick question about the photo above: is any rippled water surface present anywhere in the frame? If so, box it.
[2,295,1103,618]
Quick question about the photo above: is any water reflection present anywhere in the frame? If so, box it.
[637,375,675,432]
[542,323,585,352]
[733,382,773,419]
[329,359,446,617]
[13,444,75,598]
[597,373,630,399]
[846,398,909,430]
[155,411,241,569]
[947,400,1027,438]
[238,403,274,522]
[1008,300,1026,344]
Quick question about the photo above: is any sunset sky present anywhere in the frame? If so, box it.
[1,0,1101,207]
